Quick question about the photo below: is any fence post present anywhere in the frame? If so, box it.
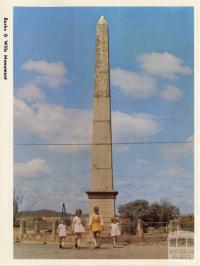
[168,219,173,232]
[51,221,57,242]
[19,220,26,240]
[176,217,181,231]
[136,219,143,237]
[52,221,57,235]
[34,220,39,234]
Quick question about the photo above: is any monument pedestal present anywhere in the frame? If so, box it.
[86,191,118,233]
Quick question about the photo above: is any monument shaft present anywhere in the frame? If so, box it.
[86,16,118,227]
[92,15,112,191]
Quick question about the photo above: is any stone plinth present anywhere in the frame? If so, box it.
[86,191,118,227]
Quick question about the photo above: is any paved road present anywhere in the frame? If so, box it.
[14,242,168,259]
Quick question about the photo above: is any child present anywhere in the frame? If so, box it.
[57,219,67,248]
[72,209,85,248]
[88,206,104,248]
[110,217,121,248]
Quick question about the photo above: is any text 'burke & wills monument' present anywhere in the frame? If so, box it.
[86,16,118,228]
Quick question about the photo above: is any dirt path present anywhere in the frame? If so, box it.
[14,242,168,259]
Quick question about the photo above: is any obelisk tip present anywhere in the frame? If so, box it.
[97,15,107,24]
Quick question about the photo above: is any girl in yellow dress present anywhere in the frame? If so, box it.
[88,206,104,248]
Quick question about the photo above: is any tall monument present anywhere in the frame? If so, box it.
[86,16,118,228]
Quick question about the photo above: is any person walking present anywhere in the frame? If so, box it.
[57,219,67,249]
[72,209,85,248]
[110,217,121,248]
[88,206,104,248]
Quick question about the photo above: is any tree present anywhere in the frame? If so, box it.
[13,189,38,226]
[159,199,180,222]
[148,202,163,222]
[13,189,24,226]
[118,199,180,223]
[118,199,150,221]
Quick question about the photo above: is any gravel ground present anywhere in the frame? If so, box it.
[14,242,168,259]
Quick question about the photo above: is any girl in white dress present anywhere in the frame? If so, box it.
[110,217,121,248]
[72,209,85,248]
[57,219,67,248]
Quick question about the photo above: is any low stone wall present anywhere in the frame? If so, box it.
[14,231,168,245]
[15,232,92,244]
[14,218,177,244]
[102,234,167,244]
[14,228,20,241]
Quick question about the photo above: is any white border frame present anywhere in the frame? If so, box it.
[0,1,199,265]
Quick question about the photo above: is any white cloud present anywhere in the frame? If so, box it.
[14,97,160,153]
[136,158,151,165]
[15,84,46,103]
[156,165,193,179]
[17,184,88,212]
[15,170,89,212]
[111,67,158,98]
[15,158,50,178]
[22,60,66,77]
[115,177,129,186]
[160,135,193,159]
[14,97,92,150]
[22,60,69,88]
[112,111,160,142]
[112,145,130,153]
[160,85,183,101]
[137,52,192,79]
[144,184,194,214]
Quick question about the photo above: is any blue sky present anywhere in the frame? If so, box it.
[14,7,194,214]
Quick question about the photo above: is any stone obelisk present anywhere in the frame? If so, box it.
[86,16,118,229]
